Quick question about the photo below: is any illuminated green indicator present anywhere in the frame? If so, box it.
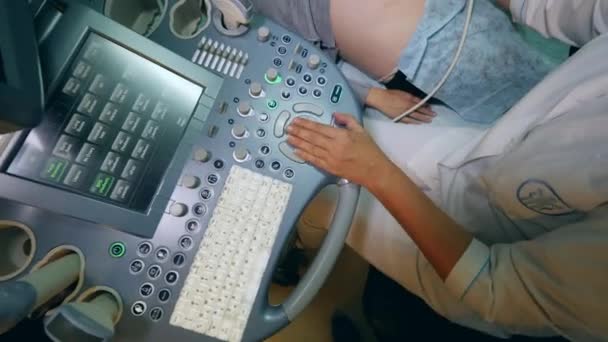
[109,242,126,258]
[264,74,283,85]
[267,99,278,109]
[41,158,68,182]
[90,173,115,197]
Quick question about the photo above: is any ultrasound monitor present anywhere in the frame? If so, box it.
[7,33,203,211]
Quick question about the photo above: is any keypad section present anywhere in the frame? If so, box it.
[8,33,204,212]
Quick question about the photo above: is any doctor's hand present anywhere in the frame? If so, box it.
[286,113,393,188]
[366,88,436,124]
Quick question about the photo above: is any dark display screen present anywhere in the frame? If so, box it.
[7,33,204,212]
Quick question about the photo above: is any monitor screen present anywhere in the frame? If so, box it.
[7,32,204,212]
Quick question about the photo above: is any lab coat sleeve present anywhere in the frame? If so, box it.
[510,0,608,47]
[444,210,608,340]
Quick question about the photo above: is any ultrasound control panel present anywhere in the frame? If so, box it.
[0,1,362,341]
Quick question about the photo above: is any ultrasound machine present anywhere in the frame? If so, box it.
[0,1,362,341]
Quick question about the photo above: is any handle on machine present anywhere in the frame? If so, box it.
[262,179,360,328]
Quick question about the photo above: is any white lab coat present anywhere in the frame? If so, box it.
[299,1,608,340]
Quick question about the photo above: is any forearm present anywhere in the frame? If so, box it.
[368,161,473,280]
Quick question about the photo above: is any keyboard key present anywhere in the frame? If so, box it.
[89,173,115,197]
[100,152,124,174]
[76,143,103,166]
[52,135,80,160]
[65,114,92,137]
[122,112,143,134]
[111,131,134,154]
[110,83,130,104]
[88,73,111,96]
[77,93,99,116]
[62,78,82,96]
[141,120,161,141]
[151,102,169,121]
[132,93,152,114]
[110,179,133,202]
[132,139,153,160]
[41,157,69,183]
[72,61,92,80]
[63,164,88,188]
[99,102,122,125]
[87,122,113,145]
[121,159,143,181]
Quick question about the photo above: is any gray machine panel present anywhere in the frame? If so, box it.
[0,1,362,341]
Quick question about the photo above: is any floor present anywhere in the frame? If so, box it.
[267,246,376,342]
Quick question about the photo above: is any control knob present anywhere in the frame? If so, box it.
[250,82,263,97]
[170,202,188,217]
[257,26,271,42]
[181,175,200,189]
[238,102,252,116]
[232,124,248,139]
[234,147,250,162]
[193,148,210,162]
[308,54,321,70]
[266,68,279,82]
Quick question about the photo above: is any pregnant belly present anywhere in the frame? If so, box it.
[330,0,425,80]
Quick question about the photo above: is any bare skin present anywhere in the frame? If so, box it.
[330,0,435,123]
[286,115,472,279]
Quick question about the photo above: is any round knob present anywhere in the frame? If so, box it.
[193,148,210,162]
[181,175,200,189]
[308,54,321,70]
[257,26,271,42]
[169,203,188,217]
[250,82,263,97]
[266,68,279,82]
[234,147,250,162]
[238,102,252,116]
[232,124,248,139]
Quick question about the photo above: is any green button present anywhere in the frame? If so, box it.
[267,99,278,110]
[109,242,126,258]
[264,74,283,85]
[41,158,68,182]
[90,173,115,197]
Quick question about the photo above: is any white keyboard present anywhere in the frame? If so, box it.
[170,165,293,342]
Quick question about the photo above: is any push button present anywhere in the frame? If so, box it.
[173,253,186,267]
[101,152,123,175]
[112,132,134,154]
[147,265,162,280]
[88,74,110,96]
[109,242,126,258]
[178,236,193,251]
[122,112,143,134]
[331,84,344,104]
[192,203,207,217]
[186,219,200,232]
[200,188,213,201]
[274,111,291,138]
[158,289,171,303]
[41,158,69,183]
[65,114,92,137]
[165,271,179,285]
[121,159,142,181]
[207,174,219,185]
[99,103,122,125]
[131,301,147,316]
[130,259,145,274]
[110,179,133,202]
[137,242,153,257]
[132,139,152,161]
[90,173,115,197]
[150,307,163,322]
[155,248,170,262]
[87,122,113,145]
[293,103,324,116]
[63,165,88,188]
[140,283,154,298]
[76,143,103,166]
[77,93,99,116]
[53,135,80,160]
